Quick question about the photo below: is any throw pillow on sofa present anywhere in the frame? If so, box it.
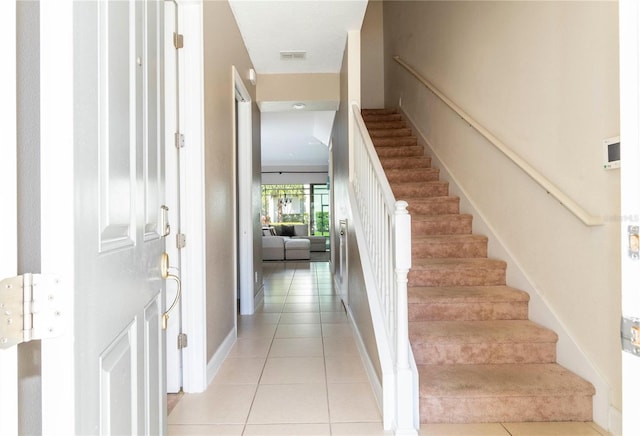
[281,225,295,237]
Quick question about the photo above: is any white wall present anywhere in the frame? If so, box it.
[383,0,621,427]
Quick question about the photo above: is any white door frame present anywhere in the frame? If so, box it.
[40,0,76,433]
[178,0,208,393]
[621,0,640,433]
[0,1,18,434]
[164,0,184,394]
[234,66,255,315]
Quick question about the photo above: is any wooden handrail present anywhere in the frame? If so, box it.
[393,56,604,227]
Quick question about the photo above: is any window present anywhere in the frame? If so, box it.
[261,184,330,237]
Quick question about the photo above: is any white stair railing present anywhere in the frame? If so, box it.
[348,103,418,435]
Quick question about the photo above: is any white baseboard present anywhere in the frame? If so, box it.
[254,286,264,311]
[609,406,622,436]
[344,304,384,416]
[206,327,237,386]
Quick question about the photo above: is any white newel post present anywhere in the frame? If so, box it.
[394,201,417,435]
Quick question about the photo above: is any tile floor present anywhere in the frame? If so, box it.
[168,260,611,436]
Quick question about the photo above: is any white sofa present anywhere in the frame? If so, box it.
[290,224,326,252]
[262,229,311,261]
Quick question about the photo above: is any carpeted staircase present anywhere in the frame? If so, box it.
[361,108,595,424]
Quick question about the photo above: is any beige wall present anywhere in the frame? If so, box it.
[361,0,385,109]
[383,0,621,422]
[203,1,261,360]
[257,73,340,105]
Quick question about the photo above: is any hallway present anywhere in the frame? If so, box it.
[167,261,609,436]
[167,261,386,435]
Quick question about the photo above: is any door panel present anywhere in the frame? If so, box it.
[99,322,137,435]
[73,0,166,433]
[144,295,163,435]
[98,0,135,251]
[144,0,164,240]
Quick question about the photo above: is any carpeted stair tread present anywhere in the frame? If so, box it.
[381,156,432,169]
[363,113,403,123]
[366,120,407,130]
[369,128,413,138]
[409,258,507,287]
[412,214,473,235]
[419,363,595,398]
[361,108,399,116]
[387,168,439,183]
[392,181,449,199]
[408,286,529,321]
[410,320,557,364]
[375,145,424,158]
[412,234,488,258]
[410,320,557,345]
[408,285,529,304]
[406,197,460,216]
[372,136,418,147]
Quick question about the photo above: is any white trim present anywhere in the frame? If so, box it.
[233,66,255,315]
[609,405,622,436]
[401,106,611,430]
[253,286,265,310]
[206,328,237,385]
[163,0,182,394]
[179,0,207,393]
[40,0,75,433]
[0,0,18,433]
[346,305,383,415]
[620,0,640,434]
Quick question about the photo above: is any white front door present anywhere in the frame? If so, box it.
[621,0,640,433]
[39,1,167,433]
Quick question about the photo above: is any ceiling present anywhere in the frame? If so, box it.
[229,0,368,172]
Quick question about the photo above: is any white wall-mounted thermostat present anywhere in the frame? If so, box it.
[603,136,620,170]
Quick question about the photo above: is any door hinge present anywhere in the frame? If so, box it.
[173,32,184,49]
[621,316,640,356]
[175,132,185,149]
[177,333,188,349]
[0,274,64,349]
[176,233,186,249]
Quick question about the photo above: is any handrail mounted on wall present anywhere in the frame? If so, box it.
[393,56,604,227]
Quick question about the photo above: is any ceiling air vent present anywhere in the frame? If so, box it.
[280,50,306,60]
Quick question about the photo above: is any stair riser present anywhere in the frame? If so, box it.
[388,170,439,183]
[373,137,417,147]
[408,268,506,287]
[369,128,412,138]
[393,184,449,198]
[412,240,487,259]
[412,343,556,365]
[366,121,407,130]
[381,157,432,169]
[361,108,398,116]
[409,302,529,322]
[420,396,593,424]
[376,146,423,158]
[363,114,403,122]
[412,217,473,235]
[407,200,460,216]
